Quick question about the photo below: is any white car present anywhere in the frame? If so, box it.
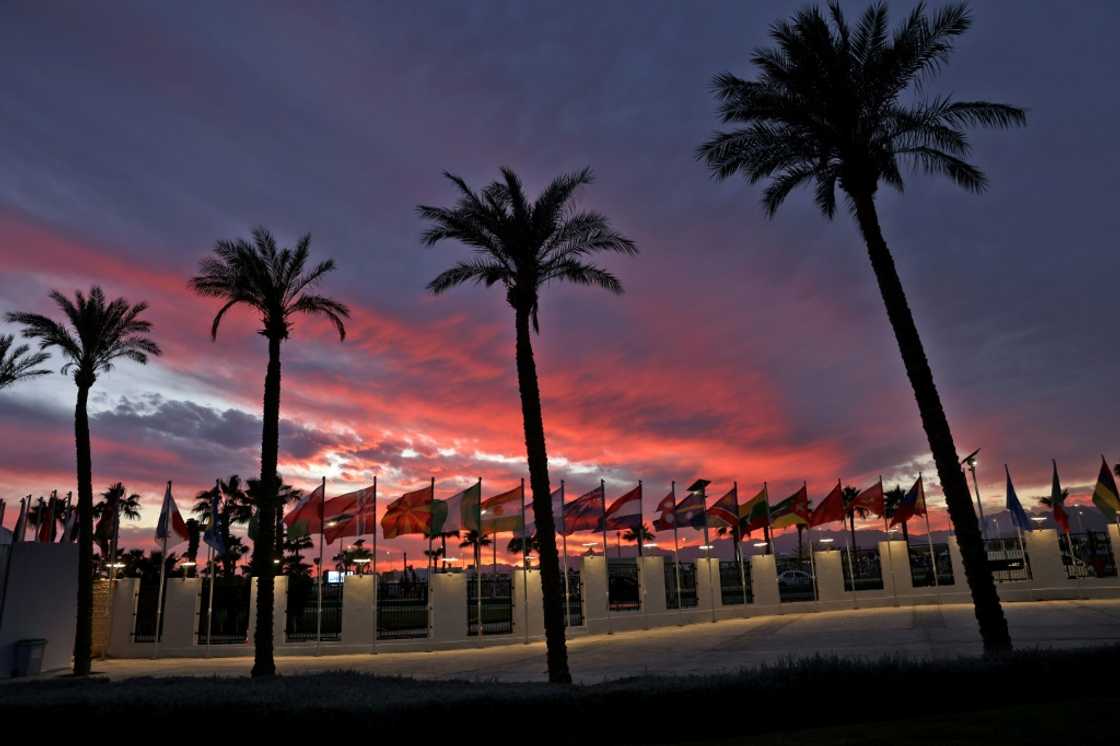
[777,569,813,588]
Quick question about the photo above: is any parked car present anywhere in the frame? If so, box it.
[777,569,812,589]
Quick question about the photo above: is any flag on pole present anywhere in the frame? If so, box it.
[888,477,926,528]
[36,495,56,543]
[381,484,435,539]
[154,482,189,544]
[481,484,524,534]
[13,498,28,543]
[651,491,678,532]
[739,486,769,533]
[61,497,78,542]
[323,485,379,543]
[284,481,325,540]
[1005,466,1033,532]
[521,486,563,538]
[1050,460,1070,533]
[430,481,482,535]
[770,485,810,529]
[706,485,739,529]
[604,484,643,531]
[1090,456,1120,522]
[674,490,708,530]
[561,484,605,535]
[810,482,845,527]
[849,481,885,518]
[202,486,226,555]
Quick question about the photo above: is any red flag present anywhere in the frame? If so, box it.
[322,485,377,544]
[706,485,739,530]
[888,477,926,528]
[604,484,642,531]
[381,484,434,539]
[652,491,676,532]
[810,482,845,527]
[562,485,604,535]
[850,481,885,518]
[36,497,56,543]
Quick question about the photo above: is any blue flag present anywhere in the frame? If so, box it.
[1005,466,1032,532]
[202,487,226,555]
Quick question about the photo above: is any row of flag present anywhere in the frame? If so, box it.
[2,491,78,544]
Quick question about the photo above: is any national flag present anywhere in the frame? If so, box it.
[809,482,844,527]
[1004,466,1032,533]
[1050,460,1070,533]
[36,496,56,543]
[13,497,28,543]
[284,481,325,540]
[604,484,643,532]
[674,490,708,530]
[1090,456,1120,522]
[431,482,481,535]
[202,487,226,555]
[889,477,926,528]
[382,484,435,539]
[562,485,605,535]
[652,491,677,532]
[521,486,563,538]
[770,485,810,529]
[61,496,78,542]
[849,480,885,518]
[481,484,524,534]
[739,486,769,533]
[154,482,189,544]
[707,485,739,530]
[322,485,379,544]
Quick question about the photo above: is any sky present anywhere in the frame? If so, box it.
[2,0,1118,565]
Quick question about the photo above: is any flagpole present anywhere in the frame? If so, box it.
[763,483,772,555]
[316,476,325,656]
[732,482,747,609]
[371,475,378,653]
[669,482,682,617]
[206,480,219,652]
[638,481,649,630]
[805,482,818,602]
[153,481,171,661]
[600,478,611,634]
[839,479,858,608]
[103,496,121,660]
[701,485,715,624]
[477,477,484,642]
[880,476,899,606]
[560,481,570,628]
[919,474,940,601]
[520,478,529,644]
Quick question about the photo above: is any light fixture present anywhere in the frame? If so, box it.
[582,542,599,547]
[179,561,197,567]
[445,557,459,562]
[272,559,280,564]
[352,558,371,565]
[699,544,713,550]
[753,542,768,548]
[642,543,658,548]
[819,538,834,544]
[1030,516,1046,523]
[108,562,125,568]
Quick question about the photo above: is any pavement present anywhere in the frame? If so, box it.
[82,599,1120,683]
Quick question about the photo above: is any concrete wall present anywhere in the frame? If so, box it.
[341,575,375,648]
[512,568,543,641]
[0,542,78,676]
[429,571,465,647]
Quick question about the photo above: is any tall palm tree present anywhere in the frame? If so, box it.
[697,2,1024,654]
[622,523,655,556]
[92,482,142,560]
[841,485,869,551]
[7,287,160,674]
[194,475,254,577]
[247,476,304,559]
[0,333,50,389]
[190,228,349,677]
[419,167,636,683]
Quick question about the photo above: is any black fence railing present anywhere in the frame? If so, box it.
[132,576,166,642]
[197,577,251,644]
[608,558,641,612]
[984,537,1032,582]
[1059,531,1118,579]
[840,547,884,592]
[908,543,956,587]
[285,576,343,642]
[664,561,698,609]
[564,568,584,626]
[719,559,752,605]
[377,578,429,639]
[776,555,816,602]
[467,573,513,636]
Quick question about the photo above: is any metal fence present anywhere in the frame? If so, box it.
[377,577,429,639]
[719,559,752,605]
[776,554,816,602]
[840,547,884,592]
[608,558,641,612]
[908,543,956,587]
[564,568,584,626]
[197,576,251,644]
[132,576,165,642]
[467,572,512,635]
[285,576,343,642]
[1059,531,1118,579]
[984,537,1032,582]
[664,560,698,609]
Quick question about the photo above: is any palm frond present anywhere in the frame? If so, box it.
[426,259,511,294]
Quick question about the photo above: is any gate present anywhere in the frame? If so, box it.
[197,576,250,644]
[467,572,513,635]
[377,577,429,639]
[285,575,343,642]
[776,554,815,602]
[564,568,584,626]
[132,575,165,642]
[719,559,752,605]
[840,547,884,591]
[664,561,698,609]
[985,537,1032,582]
[909,543,956,587]
[607,558,641,612]
[1060,531,1118,579]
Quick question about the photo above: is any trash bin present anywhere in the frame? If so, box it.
[12,638,47,677]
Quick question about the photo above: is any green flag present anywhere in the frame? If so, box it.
[431,481,482,534]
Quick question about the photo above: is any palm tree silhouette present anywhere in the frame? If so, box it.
[622,523,655,556]
[191,228,349,677]
[0,333,50,389]
[92,482,142,561]
[884,486,910,543]
[247,476,304,559]
[194,475,255,577]
[697,3,1024,655]
[841,485,868,552]
[7,287,160,674]
[419,167,636,683]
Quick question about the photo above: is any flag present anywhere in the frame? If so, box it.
[61,497,78,543]
[810,482,844,527]
[1050,460,1070,533]
[13,498,28,543]
[739,486,769,533]
[1005,466,1032,532]
[674,490,708,530]
[203,487,226,555]
[1090,457,1120,522]
[481,484,524,534]
[154,482,189,544]
[521,486,563,538]
[431,482,481,535]
[707,485,739,530]
[323,485,378,544]
[36,496,56,543]
[652,491,677,532]
[284,481,325,540]
[849,481,885,518]
[770,485,810,529]
[889,477,926,528]
[562,485,605,535]
[604,484,643,532]
[382,484,435,539]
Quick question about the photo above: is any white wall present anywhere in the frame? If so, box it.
[0,542,78,676]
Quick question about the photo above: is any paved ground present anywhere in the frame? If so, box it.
[86,599,1120,683]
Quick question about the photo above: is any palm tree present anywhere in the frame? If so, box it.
[884,486,910,543]
[697,3,1024,655]
[92,482,142,559]
[0,334,50,389]
[460,529,493,577]
[841,486,869,552]
[622,523,655,556]
[7,287,159,674]
[419,167,636,683]
[191,228,349,677]
[247,476,304,559]
[184,518,201,577]
[194,475,254,577]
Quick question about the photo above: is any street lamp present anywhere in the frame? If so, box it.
[960,448,986,537]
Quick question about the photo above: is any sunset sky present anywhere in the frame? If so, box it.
[2,1,1118,562]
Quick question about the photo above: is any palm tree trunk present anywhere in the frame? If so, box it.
[514,305,571,684]
[851,191,1011,655]
[251,335,282,677]
[72,383,94,675]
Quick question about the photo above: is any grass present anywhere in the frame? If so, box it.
[4,645,1116,742]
